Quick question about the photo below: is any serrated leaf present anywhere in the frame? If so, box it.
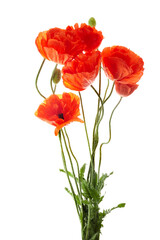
[81,180,91,199]
[81,199,90,205]
[92,170,98,188]
[111,203,126,211]
[79,164,86,181]
[81,179,100,203]
[60,169,78,181]
[99,209,111,219]
[65,187,72,196]
[65,187,81,205]
[99,195,104,203]
[97,171,113,190]
[90,232,99,240]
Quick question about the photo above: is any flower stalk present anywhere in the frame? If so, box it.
[79,92,92,161]
[58,131,80,218]
[35,58,46,99]
[98,97,123,179]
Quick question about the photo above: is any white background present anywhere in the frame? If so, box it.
[0,0,160,239]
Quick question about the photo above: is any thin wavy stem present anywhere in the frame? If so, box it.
[103,78,110,101]
[88,85,104,178]
[97,65,101,110]
[90,85,104,123]
[35,58,46,99]
[58,131,80,218]
[98,97,123,179]
[61,129,81,197]
[64,128,82,195]
[79,92,92,161]
[63,127,84,231]
[103,81,115,104]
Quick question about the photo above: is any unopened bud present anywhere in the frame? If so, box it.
[52,68,61,84]
[88,17,96,27]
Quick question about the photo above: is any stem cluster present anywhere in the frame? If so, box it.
[35,59,125,240]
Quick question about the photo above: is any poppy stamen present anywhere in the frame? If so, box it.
[58,113,64,119]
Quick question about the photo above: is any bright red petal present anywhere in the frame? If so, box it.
[35,93,83,135]
[62,51,101,91]
[102,46,144,83]
[115,81,139,97]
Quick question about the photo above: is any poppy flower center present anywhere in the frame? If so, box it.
[58,113,64,119]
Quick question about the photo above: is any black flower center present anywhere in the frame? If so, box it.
[58,113,64,119]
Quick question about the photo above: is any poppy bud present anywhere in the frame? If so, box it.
[88,17,96,27]
[52,68,61,84]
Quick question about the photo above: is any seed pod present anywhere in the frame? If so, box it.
[88,17,96,27]
[52,68,61,84]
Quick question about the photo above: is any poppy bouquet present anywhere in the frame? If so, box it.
[34,17,144,240]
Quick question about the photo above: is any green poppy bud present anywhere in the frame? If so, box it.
[88,17,96,27]
[52,68,61,84]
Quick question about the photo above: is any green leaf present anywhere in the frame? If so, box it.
[89,232,99,240]
[81,199,90,205]
[64,187,81,205]
[59,169,78,181]
[99,209,111,219]
[81,179,91,199]
[117,203,126,208]
[111,203,126,211]
[98,203,126,225]
[99,195,104,203]
[97,171,113,191]
[81,179,100,203]
[65,187,72,196]
[92,170,98,188]
[79,164,86,181]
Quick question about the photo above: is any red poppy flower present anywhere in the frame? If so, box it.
[62,51,101,91]
[74,23,103,52]
[35,93,83,136]
[35,27,84,64]
[35,24,103,65]
[102,46,144,96]
[114,81,139,97]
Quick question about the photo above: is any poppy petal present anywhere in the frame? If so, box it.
[102,46,144,82]
[35,24,103,64]
[62,51,101,91]
[115,81,139,97]
[35,93,83,135]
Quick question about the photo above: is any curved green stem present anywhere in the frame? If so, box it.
[98,97,123,179]
[103,79,110,101]
[61,129,81,197]
[35,58,46,99]
[88,85,104,181]
[64,128,82,195]
[79,92,92,161]
[90,85,104,123]
[86,203,91,240]
[97,65,101,110]
[64,128,84,230]
[58,131,80,218]
[50,64,58,94]
[103,81,115,104]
